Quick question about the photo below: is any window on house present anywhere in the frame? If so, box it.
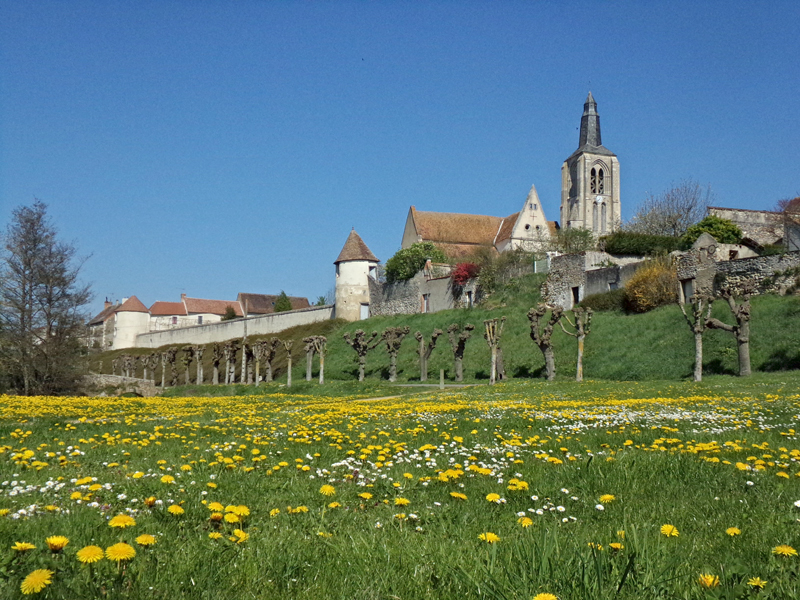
[466,290,473,308]
[422,294,430,313]
[525,224,531,230]
[369,265,377,280]
[729,250,739,260]
[197,316,203,325]
[571,287,580,307]
[680,279,694,303]
[171,316,177,325]
[530,203,537,210]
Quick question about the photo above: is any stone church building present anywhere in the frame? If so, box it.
[335,93,621,320]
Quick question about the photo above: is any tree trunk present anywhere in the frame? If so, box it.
[240,347,247,384]
[455,357,463,382]
[575,335,584,382]
[694,332,703,382]
[306,351,313,381]
[184,365,191,385]
[265,360,273,383]
[738,320,751,377]
[419,337,428,382]
[490,346,497,385]
[161,356,166,388]
[319,354,325,385]
[286,357,292,388]
[496,347,506,381]
[255,359,261,387]
[544,346,556,381]
[358,356,366,382]
[212,364,219,385]
[224,359,230,384]
[389,353,397,382]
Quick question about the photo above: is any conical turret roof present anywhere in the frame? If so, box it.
[117,295,149,313]
[334,229,379,264]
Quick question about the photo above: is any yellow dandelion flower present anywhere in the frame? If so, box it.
[394,497,410,506]
[208,532,223,540]
[518,517,533,528]
[478,532,500,543]
[12,542,36,552]
[747,577,767,589]
[772,544,798,557]
[20,569,53,595]
[617,530,625,539]
[609,542,624,551]
[210,512,224,522]
[144,496,156,507]
[160,475,175,484]
[599,494,616,503]
[698,574,719,588]
[76,545,104,564]
[319,485,336,496]
[726,527,741,536]
[485,493,500,503]
[105,542,136,562]
[109,514,136,528]
[532,594,558,600]
[450,492,467,500]
[135,534,157,547]
[208,501,224,511]
[224,513,240,523]
[0,508,11,516]
[358,492,373,500]
[660,524,679,537]
[403,472,413,479]
[269,508,280,517]
[167,505,185,516]
[207,482,217,488]
[45,536,69,551]
[231,505,249,517]
[232,529,249,543]
[588,542,603,550]
[328,502,341,509]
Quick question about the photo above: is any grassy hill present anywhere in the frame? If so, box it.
[95,274,800,387]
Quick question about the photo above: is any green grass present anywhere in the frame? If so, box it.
[2,374,800,599]
[93,277,800,389]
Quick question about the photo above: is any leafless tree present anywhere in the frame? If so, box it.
[145,353,159,383]
[483,317,506,385]
[447,323,474,382]
[222,341,238,384]
[181,346,194,385]
[282,340,293,388]
[306,336,327,384]
[165,347,179,387]
[625,179,712,237]
[528,304,563,381]
[706,286,752,377]
[211,343,222,385]
[258,338,281,384]
[160,352,168,387]
[415,329,442,382]
[303,337,316,382]
[381,326,410,382]
[678,294,714,382]
[194,346,204,384]
[0,201,92,394]
[560,307,593,382]
[343,330,380,382]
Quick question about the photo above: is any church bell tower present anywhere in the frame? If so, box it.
[560,93,620,234]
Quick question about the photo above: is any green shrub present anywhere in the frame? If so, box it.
[623,257,678,313]
[551,227,595,253]
[600,231,682,255]
[580,288,626,312]
[274,291,292,312]
[682,215,743,246]
[384,242,448,283]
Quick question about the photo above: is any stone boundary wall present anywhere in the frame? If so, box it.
[85,374,158,397]
[542,253,586,308]
[716,251,800,294]
[369,277,421,316]
[135,305,334,348]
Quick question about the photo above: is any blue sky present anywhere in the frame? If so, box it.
[2,1,798,316]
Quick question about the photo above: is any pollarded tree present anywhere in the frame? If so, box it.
[381,326,410,382]
[165,347,179,387]
[254,338,280,386]
[181,346,194,385]
[559,307,593,382]
[303,337,316,381]
[282,340,293,388]
[303,336,327,383]
[527,304,563,381]
[678,294,714,382]
[222,341,238,384]
[706,286,752,377]
[483,317,506,385]
[447,323,475,382]
[243,343,255,384]
[415,329,442,382]
[343,330,380,382]
[211,343,222,385]
[194,346,204,384]
[0,201,92,395]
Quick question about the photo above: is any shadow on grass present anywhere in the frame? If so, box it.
[760,349,800,372]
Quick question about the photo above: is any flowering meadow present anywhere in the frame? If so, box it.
[2,373,800,599]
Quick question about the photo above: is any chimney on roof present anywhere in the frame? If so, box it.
[181,293,186,300]
[104,297,112,310]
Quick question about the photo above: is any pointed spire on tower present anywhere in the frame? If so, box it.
[579,91,602,148]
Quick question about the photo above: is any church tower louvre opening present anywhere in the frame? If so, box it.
[560,93,620,235]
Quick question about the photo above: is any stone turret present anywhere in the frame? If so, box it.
[334,229,379,321]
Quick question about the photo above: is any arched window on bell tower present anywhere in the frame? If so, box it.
[590,168,597,193]
[590,166,605,194]
[601,202,607,233]
[592,200,598,232]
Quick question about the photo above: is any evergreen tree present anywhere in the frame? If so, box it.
[274,291,292,312]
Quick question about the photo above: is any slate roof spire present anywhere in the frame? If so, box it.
[579,91,602,148]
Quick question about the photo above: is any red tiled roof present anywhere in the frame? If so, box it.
[117,296,148,313]
[334,230,379,264]
[87,303,119,326]
[183,297,243,317]
[238,293,311,314]
[149,301,187,316]
[494,213,520,243]
[412,208,504,247]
